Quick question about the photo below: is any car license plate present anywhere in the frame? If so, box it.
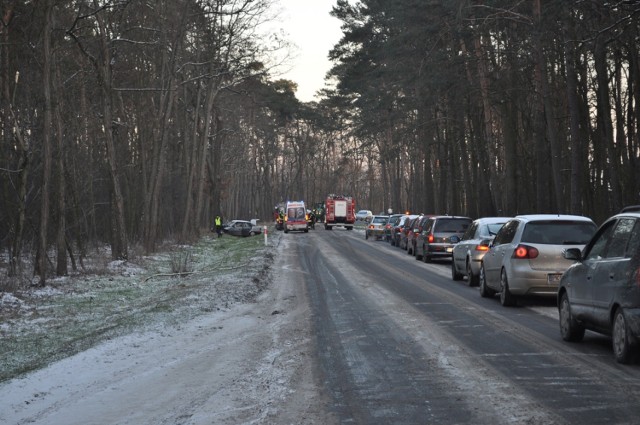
[547,273,562,284]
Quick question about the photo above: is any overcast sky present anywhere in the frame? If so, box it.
[272,0,343,102]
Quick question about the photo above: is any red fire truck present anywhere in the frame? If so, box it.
[324,194,355,230]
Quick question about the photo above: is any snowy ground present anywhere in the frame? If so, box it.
[0,230,334,424]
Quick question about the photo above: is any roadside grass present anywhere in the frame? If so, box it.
[0,230,280,383]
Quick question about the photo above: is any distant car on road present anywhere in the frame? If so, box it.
[384,214,404,243]
[558,206,640,363]
[451,217,511,286]
[390,215,414,247]
[399,215,420,250]
[479,214,596,307]
[365,215,389,240]
[223,220,262,237]
[356,210,374,222]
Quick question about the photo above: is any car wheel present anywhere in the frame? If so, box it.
[467,260,479,286]
[451,259,463,281]
[365,232,369,240]
[479,264,495,297]
[415,246,423,261]
[423,251,432,263]
[613,308,636,364]
[249,231,256,236]
[559,293,585,342]
[499,270,517,307]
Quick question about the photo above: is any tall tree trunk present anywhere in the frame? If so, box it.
[142,78,177,251]
[194,80,219,228]
[533,0,564,213]
[181,83,203,239]
[471,34,499,215]
[37,0,54,285]
[563,11,584,215]
[594,34,622,212]
[630,48,640,204]
[6,90,28,278]
[95,7,128,260]
[1,4,27,278]
[142,3,187,250]
[53,50,67,276]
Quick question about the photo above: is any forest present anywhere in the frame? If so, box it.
[1,0,639,287]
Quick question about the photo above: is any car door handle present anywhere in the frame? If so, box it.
[609,273,615,280]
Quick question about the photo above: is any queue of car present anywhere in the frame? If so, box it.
[360,207,640,363]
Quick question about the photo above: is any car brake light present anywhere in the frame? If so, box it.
[513,244,539,259]
[475,244,489,252]
[368,225,374,230]
[428,234,434,243]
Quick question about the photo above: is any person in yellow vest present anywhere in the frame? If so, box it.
[214,215,223,238]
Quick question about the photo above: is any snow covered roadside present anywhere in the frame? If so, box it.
[0,233,334,424]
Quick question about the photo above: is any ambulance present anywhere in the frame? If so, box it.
[284,201,309,233]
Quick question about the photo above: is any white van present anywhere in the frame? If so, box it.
[285,201,309,233]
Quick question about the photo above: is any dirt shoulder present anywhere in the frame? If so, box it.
[0,234,333,425]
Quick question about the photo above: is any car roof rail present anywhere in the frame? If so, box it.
[619,205,640,213]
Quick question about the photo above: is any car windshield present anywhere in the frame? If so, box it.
[522,221,596,245]
[433,218,470,233]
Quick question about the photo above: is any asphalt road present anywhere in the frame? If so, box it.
[291,226,640,425]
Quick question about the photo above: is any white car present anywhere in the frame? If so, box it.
[479,214,596,306]
[365,215,389,240]
[451,217,511,286]
[355,210,373,222]
[223,220,263,236]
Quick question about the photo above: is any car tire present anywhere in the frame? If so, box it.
[467,260,479,286]
[613,308,636,364]
[451,259,463,281]
[365,232,369,240]
[249,231,256,236]
[559,293,585,342]
[407,243,413,256]
[479,264,495,298]
[415,246,423,261]
[499,270,517,307]
[423,251,432,263]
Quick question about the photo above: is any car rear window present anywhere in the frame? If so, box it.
[484,223,505,237]
[433,218,471,233]
[372,216,387,224]
[522,221,596,245]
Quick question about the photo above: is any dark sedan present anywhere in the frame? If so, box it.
[558,207,640,363]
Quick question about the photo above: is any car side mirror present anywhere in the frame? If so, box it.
[563,248,582,261]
